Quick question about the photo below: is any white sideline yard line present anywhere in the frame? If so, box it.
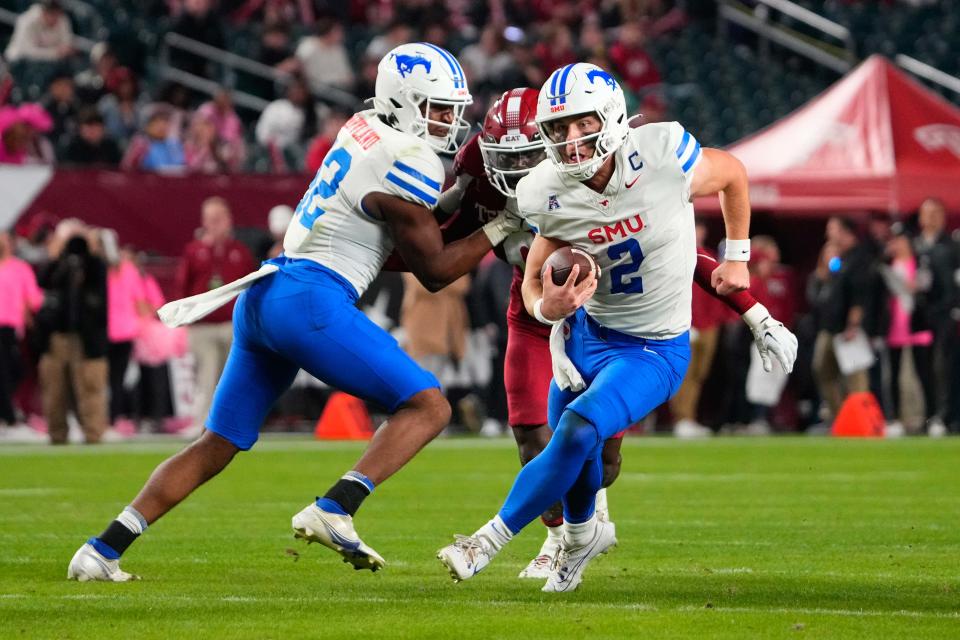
[0,488,62,496]
[619,471,922,482]
[2,593,958,619]
[676,605,960,620]
[3,434,954,457]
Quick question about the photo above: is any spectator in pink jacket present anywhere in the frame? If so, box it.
[107,244,150,429]
[0,230,44,426]
[195,90,246,162]
[881,228,936,434]
[0,103,54,165]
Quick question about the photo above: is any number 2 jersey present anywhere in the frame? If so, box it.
[516,121,703,340]
[283,109,445,297]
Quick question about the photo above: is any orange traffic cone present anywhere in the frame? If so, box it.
[831,391,885,437]
[314,392,374,440]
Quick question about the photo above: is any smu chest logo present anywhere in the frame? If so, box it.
[547,194,561,211]
[587,214,644,244]
[393,54,432,77]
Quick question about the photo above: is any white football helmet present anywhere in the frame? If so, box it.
[373,42,473,154]
[535,63,629,180]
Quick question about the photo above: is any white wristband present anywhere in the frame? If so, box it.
[533,298,562,325]
[724,238,751,261]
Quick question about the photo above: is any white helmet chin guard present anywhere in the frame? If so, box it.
[535,63,629,180]
[373,42,473,154]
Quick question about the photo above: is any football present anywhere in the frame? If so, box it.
[541,246,601,286]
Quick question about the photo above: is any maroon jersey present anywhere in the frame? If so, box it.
[175,238,254,324]
[445,134,547,336]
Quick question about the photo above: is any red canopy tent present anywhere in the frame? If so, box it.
[696,55,960,215]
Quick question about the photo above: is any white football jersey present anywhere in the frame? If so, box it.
[283,109,445,296]
[517,121,702,339]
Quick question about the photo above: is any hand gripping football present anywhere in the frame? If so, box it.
[541,246,601,286]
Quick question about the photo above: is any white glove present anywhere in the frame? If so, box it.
[549,321,585,391]
[742,303,798,374]
[481,208,524,246]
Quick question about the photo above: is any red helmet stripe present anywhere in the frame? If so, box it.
[504,88,524,130]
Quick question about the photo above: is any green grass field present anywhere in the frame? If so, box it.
[1,437,958,639]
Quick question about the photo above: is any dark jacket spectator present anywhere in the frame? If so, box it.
[169,0,226,78]
[814,227,871,335]
[810,216,872,421]
[36,226,109,444]
[37,232,108,358]
[41,70,78,142]
[912,198,958,332]
[911,197,959,431]
[61,110,121,166]
[250,25,294,100]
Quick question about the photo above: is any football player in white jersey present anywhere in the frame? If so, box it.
[436,88,797,581]
[438,62,762,592]
[67,43,522,582]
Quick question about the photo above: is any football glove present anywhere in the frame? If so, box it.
[742,303,798,374]
[481,207,524,246]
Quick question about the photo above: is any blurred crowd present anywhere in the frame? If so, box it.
[1,0,959,442]
[0,0,677,172]
[2,197,959,443]
[681,199,960,439]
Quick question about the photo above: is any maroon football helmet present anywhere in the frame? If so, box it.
[478,88,546,197]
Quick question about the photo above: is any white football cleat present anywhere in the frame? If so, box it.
[437,535,493,582]
[518,529,562,579]
[674,419,713,439]
[67,541,139,582]
[292,503,386,572]
[542,520,617,593]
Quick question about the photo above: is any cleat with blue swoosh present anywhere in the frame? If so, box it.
[292,504,385,572]
[437,534,493,582]
[542,519,617,593]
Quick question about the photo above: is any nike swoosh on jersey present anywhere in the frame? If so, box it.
[625,173,642,189]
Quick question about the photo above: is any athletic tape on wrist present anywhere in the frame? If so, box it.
[533,298,561,325]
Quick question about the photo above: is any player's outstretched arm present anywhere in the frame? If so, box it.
[693,250,756,314]
[692,250,797,372]
[522,234,596,322]
[690,148,750,295]
[364,191,510,293]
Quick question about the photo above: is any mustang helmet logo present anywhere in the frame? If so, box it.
[586,69,617,90]
[393,54,432,78]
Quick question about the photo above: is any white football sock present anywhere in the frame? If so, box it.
[546,523,564,543]
[475,515,513,553]
[116,506,147,535]
[564,513,598,546]
[595,487,610,522]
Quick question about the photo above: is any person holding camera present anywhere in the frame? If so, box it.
[36,222,109,444]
